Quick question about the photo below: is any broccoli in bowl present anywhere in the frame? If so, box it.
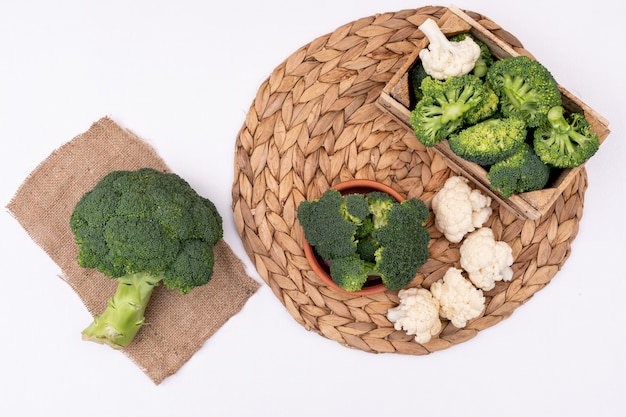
[297,180,430,294]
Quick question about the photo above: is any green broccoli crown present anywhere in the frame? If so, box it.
[70,168,223,294]
[341,193,370,224]
[410,74,488,147]
[297,189,358,260]
[328,254,373,292]
[486,56,562,128]
[487,142,550,198]
[399,197,431,225]
[372,199,430,290]
[448,117,527,166]
[532,105,600,168]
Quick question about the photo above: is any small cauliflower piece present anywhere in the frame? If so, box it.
[418,18,481,80]
[387,287,441,344]
[460,227,514,291]
[431,176,492,243]
[430,267,485,328]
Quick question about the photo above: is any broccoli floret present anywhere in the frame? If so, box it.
[410,74,488,146]
[372,199,431,290]
[297,189,358,260]
[448,117,527,166]
[532,105,600,168]
[401,197,431,224]
[486,56,562,128]
[410,96,461,147]
[365,191,396,229]
[464,84,499,125]
[69,168,223,348]
[342,193,370,224]
[449,33,494,77]
[487,143,550,198]
[329,254,373,292]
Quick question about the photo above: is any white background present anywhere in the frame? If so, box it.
[1,1,624,416]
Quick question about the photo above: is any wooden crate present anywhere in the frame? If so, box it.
[376,5,611,220]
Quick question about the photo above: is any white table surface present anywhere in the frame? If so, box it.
[2,1,624,416]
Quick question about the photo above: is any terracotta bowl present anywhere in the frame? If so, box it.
[301,179,404,296]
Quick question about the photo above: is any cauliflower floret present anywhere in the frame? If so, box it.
[431,176,492,243]
[460,227,514,291]
[418,18,481,80]
[430,267,485,328]
[387,287,441,344]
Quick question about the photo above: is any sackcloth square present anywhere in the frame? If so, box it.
[6,116,260,384]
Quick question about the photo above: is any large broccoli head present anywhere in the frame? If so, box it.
[70,168,223,348]
[486,55,562,128]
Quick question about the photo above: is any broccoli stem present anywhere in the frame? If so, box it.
[547,105,571,131]
[473,58,488,78]
[81,272,162,349]
[441,101,472,123]
[439,84,479,124]
[501,75,537,112]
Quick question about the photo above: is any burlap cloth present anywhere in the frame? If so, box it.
[6,116,260,384]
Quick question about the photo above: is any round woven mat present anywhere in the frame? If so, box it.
[232,6,587,354]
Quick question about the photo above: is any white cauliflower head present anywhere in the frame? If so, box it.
[431,176,492,243]
[418,18,481,80]
[387,287,441,344]
[460,227,514,291]
[430,267,485,328]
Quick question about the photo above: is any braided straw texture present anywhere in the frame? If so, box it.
[232,6,587,354]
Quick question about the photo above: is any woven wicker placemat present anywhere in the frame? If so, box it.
[232,6,587,354]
